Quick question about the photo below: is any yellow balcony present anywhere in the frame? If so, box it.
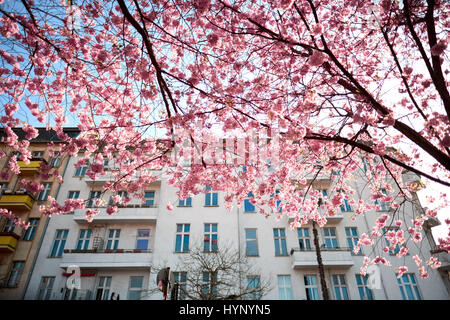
[0,193,34,211]
[17,158,47,176]
[0,232,20,253]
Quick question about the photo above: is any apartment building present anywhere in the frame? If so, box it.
[18,149,449,301]
[0,127,80,299]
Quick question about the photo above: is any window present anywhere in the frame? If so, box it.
[128,276,144,300]
[244,192,255,212]
[202,272,217,298]
[106,229,120,250]
[0,182,8,192]
[143,191,155,206]
[245,229,258,256]
[304,275,320,300]
[37,183,52,201]
[96,276,112,300]
[337,190,352,212]
[345,227,361,254]
[375,188,390,211]
[273,228,288,256]
[323,227,338,248]
[37,277,55,300]
[383,227,401,254]
[271,190,282,212]
[87,191,102,207]
[247,276,261,300]
[74,163,88,177]
[63,288,78,300]
[332,274,349,300]
[67,191,80,200]
[355,274,374,300]
[23,218,39,241]
[49,152,61,167]
[362,158,369,173]
[278,275,293,300]
[204,223,218,252]
[49,229,69,257]
[136,229,150,250]
[178,197,192,207]
[172,272,187,300]
[76,229,92,250]
[175,224,190,252]
[397,273,421,300]
[205,185,218,206]
[67,191,80,214]
[297,228,311,250]
[6,261,24,287]
[32,151,44,158]
[3,219,15,233]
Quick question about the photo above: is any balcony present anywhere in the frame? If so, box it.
[17,158,47,176]
[84,171,162,186]
[73,205,159,224]
[0,232,20,253]
[290,247,354,269]
[83,171,115,186]
[60,249,152,269]
[288,212,343,224]
[0,192,35,211]
[431,249,450,272]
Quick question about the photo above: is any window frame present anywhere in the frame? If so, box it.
[355,274,374,300]
[37,183,52,201]
[49,229,69,258]
[37,276,55,300]
[175,224,190,253]
[136,229,151,250]
[323,227,338,249]
[96,276,112,300]
[178,197,192,207]
[273,228,288,256]
[203,223,218,252]
[277,275,293,300]
[304,275,320,300]
[76,229,92,250]
[6,261,25,287]
[397,273,421,300]
[128,276,144,300]
[345,227,361,255]
[205,185,218,207]
[244,192,255,213]
[297,227,312,251]
[23,218,40,241]
[105,229,120,250]
[245,228,259,256]
[332,274,350,300]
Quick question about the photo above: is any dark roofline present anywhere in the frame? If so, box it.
[0,127,81,143]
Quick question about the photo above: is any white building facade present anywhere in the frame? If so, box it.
[23,154,450,300]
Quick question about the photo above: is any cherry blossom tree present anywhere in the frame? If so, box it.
[0,0,449,279]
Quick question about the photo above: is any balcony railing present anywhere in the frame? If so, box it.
[60,249,152,269]
[0,232,20,253]
[0,191,35,211]
[73,205,159,223]
[290,246,354,269]
[17,157,47,176]
[288,212,344,223]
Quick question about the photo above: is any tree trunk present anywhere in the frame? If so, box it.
[312,221,330,300]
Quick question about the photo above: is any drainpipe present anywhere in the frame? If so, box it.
[236,205,242,297]
[21,155,72,299]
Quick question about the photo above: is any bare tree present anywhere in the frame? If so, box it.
[170,244,271,300]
